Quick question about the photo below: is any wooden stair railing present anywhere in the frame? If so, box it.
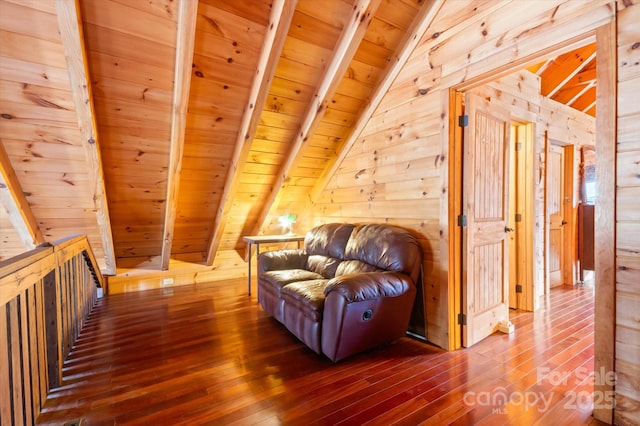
[0,235,104,426]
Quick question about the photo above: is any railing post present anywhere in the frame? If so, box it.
[43,270,60,390]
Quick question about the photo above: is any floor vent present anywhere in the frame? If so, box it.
[63,420,83,426]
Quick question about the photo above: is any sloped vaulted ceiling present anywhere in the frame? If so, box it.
[0,0,597,273]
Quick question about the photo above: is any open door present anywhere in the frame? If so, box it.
[462,93,512,347]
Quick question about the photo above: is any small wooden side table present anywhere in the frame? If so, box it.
[242,234,305,296]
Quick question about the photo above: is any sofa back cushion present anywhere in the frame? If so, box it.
[304,223,355,278]
[338,223,422,281]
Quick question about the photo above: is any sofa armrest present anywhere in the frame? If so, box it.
[324,272,414,302]
[258,249,308,274]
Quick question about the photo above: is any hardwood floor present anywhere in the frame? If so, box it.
[36,280,599,425]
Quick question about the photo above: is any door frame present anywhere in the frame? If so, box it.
[545,139,576,291]
[444,20,616,424]
[446,31,612,343]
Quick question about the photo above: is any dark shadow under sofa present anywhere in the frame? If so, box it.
[257,223,422,362]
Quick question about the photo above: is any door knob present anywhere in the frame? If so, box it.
[505,227,515,233]
[561,220,568,225]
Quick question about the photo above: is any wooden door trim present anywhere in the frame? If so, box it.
[446,89,464,351]
[511,122,535,311]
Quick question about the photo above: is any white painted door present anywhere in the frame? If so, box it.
[462,93,511,347]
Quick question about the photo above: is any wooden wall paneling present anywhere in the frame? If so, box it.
[86,51,173,92]
[80,0,177,264]
[82,23,174,69]
[0,30,66,71]
[614,2,640,424]
[437,1,613,90]
[0,57,69,92]
[107,249,247,293]
[310,0,445,204]
[594,18,617,426]
[81,0,175,45]
[0,207,25,261]
[0,139,43,250]
[0,81,75,113]
[0,1,58,39]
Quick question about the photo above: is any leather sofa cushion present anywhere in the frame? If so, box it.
[304,223,355,259]
[258,249,308,274]
[307,254,341,278]
[344,223,422,281]
[261,269,324,293]
[335,259,382,276]
[324,271,413,303]
[280,279,329,322]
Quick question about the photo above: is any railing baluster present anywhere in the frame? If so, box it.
[0,235,103,425]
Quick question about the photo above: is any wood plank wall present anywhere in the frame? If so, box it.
[312,0,612,351]
[0,0,108,268]
[614,1,640,424]
[0,236,100,426]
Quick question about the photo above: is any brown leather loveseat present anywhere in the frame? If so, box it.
[257,223,422,362]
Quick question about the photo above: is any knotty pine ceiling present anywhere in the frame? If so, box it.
[0,0,597,274]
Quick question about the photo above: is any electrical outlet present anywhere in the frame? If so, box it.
[161,278,174,286]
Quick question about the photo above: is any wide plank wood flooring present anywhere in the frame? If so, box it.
[36,280,599,425]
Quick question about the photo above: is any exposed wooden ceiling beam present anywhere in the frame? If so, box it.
[205,0,298,266]
[55,0,116,275]
[310,0,446,204]
[0,139,44,250]
[574,66,597,84]
[251,0,382,237]
[572,85,598,113]
[567,80,596,106]
[548,50,597,98]
[543,44,597,97]
[532,57,555,75]
[160,0,199,270]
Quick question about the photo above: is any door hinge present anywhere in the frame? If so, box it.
[516,284,523,293]
[458,115,468,127]
[515,213,522,222]
[516,142,523,151]
[458,214,467,227]
[458,313,467,325]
